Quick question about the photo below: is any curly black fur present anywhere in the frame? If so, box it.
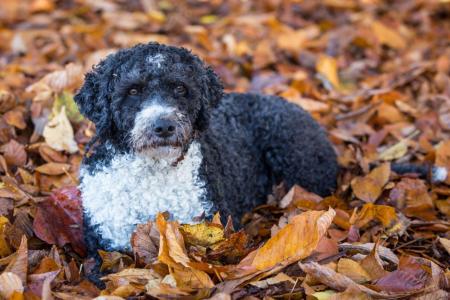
[75,43,338,256]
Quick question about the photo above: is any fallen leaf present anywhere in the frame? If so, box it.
[0,272,23,299]
[251,208,335,270]
[156,213,190,267]
[337,258,371,283]
[370,20,406,49]
[35,162,71,175]
[98,250,132,272]
[351,163,390,203]
[300,262,385,297]
[359,241,389,280]
[437,237,450,255]
[352,203,397,228]
[130,221,160,265]
[43,106,78,153]
[0,216,11,257]
[28,63,83,93]
[389,178,436,220]
[33,186,86,256]
[316,55,341,90]
[3,109,26,129]
[180,222,225,247]
[279,185,323,209]
[28,270,59,298]
[249,272,295,288]
[5,236,27,284]
[0,90,16,113]
[0,139,27,167]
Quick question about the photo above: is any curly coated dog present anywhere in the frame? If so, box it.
[75,42,338,253]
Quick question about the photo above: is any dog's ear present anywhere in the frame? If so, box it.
[196,67,223,131]
[74,66,113,140]
[204,66,223,108]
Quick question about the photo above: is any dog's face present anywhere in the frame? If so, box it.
[75,43,223,160]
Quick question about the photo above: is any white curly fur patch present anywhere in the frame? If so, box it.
[80,142,212,250]
[147,53,165,68]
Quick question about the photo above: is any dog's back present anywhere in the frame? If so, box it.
[200,92,338,220]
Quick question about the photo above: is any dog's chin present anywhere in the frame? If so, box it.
[136,145,183,163]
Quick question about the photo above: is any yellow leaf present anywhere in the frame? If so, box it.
[316,55,341,90]
[0,216,11,257]
[370,20,406,49]
[353,203,397,228]
[379,140,408,161]
[43,106,78,154]
[180,222,224,247]
[251,208,335,270]
[351,163,390,203]
[337,258,371,283]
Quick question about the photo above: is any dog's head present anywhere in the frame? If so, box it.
[75,43,223,160]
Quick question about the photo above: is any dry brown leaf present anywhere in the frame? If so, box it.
[29,63,83,93]
[359,241,389,280]
[389,178,436,220]
[3,109,26,129]
[35,162,71,175]
[251,208,335,270]
[351,163,390,203]
[279,185,323,209]
[0,90,16,113]
[300,262,400,298]
[437,237,450,255]
[0,139,27,167]
[0,272,23,299]
[130,221,160,265]
[5,236,28,285]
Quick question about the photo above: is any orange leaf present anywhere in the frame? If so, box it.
[156,213,190,267]
[316,55,341,90]
[251,208,335,270]
[351,163,390,203]
[35,162,71,176]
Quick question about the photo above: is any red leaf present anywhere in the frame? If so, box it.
[32,186,86,256]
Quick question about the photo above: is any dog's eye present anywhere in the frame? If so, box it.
[174,85,186,96]
[128,88,139,96]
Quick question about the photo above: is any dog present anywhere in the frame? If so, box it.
[74,43,338,253]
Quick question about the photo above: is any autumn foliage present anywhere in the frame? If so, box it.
[0,0,449,299]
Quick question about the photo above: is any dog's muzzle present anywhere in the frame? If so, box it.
[130,104,192,158]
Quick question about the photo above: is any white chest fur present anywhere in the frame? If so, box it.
[80,142,211,250]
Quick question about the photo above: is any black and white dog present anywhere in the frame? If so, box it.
[74,43,338,253]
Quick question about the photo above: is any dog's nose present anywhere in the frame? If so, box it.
[153,118,176,138]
